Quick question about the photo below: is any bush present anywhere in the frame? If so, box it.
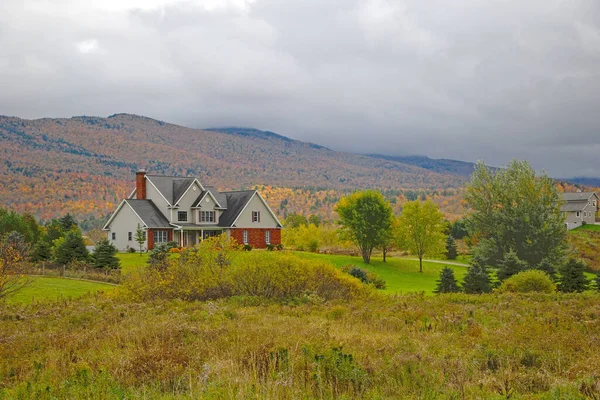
[127,247,136,253]
[343,266,386,290]
[243,244,253,251]
[276,244,284,251]
[348,267,369,283]
[498,270,556,293]
[123,239,367,302]
[166,241,179,249]
[266,244,275,251]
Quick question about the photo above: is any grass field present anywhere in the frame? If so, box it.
[295,252,468,294]
[7,277,115,304]
[573,224,600,232]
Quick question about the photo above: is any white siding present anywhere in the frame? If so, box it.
[106,203,148,251]
[234,194,279,228]
[174,182,202,223]
[146,179,170,218]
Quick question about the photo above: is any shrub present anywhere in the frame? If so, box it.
[123,241,367,302]
[343,266,386,290]
[243,244,253,251]
[166,241,179,249]
[127,247,136,253]
[348,267,369,283]
[266,244,275,251]
[498,270,556,293]
[276,244,284,251]
[307,239,319,253]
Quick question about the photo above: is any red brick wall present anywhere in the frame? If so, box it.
[230,228,281,248]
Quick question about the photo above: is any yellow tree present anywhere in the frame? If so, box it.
[395,200,446,273]
[0,233,30,302]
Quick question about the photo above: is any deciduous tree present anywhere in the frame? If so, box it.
[335,190,394,264]
[135,224,146,255]
[0,232,31,301]
[465,159,567,270]
[395,200,446,272]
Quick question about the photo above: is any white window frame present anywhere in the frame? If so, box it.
[154,230,168,244]
[265,230,270,244]
[177,211,188,222]
[577,211,581,218]
[201,211,215,223]
[243,230,248,244]
[252,211,260,223]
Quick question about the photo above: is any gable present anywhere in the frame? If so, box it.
[232,192,281,228]
[103,200,145,230]
[175,181,204,209]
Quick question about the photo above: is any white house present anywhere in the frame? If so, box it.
[103,170,282,250]
[560,191,599,230]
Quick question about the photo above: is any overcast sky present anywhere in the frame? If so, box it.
[1,0,600,177]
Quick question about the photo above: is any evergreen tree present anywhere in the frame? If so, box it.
[59,214,78,231]
[92,238,120,270]
[54,230,89,265]
[147,244,169,271]
[44,219,65,244]
[536,259,557,282]
[462,258,492,294]
[445,236,458,260]
[135,224,146,255]
[595,272,600,292]
[32,240,52,262]
[497,250,529,281]
[434,267,461,293]
[559,258,589,293]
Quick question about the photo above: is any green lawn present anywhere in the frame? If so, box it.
[7,277,115,304]
[294,252,468,294]
[117,252,150,273]
[573,224,600,232]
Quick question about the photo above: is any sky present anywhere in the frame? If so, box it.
[1,0,600,177]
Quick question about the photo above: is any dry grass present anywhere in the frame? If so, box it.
[2,292,600,398]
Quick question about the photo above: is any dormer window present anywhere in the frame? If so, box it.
[177,211,188,222]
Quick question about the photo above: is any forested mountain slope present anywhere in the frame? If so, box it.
[0,114,468,222]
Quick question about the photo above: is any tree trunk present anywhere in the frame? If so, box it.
[419,256,423,273]
[383,247,387,263]
[361,248,371,264]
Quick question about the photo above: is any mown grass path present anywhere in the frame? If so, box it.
[6,277,115,304]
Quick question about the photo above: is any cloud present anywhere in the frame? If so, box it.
[0,0,599,177]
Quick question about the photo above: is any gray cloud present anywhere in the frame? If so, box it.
[1,0,599,177]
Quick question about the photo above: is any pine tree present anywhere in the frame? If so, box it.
[59,214,78,231]
[497,250,528,282]
[536,259,557,282]
[434,266,461,293]
[595,273,600,292]
[32,240,52,262]
[54,230,89,265]
[445,236,458,260]
[92,238,120,270]
[559,258,589,293]
[462,261,492,294]
[135,224,146,255]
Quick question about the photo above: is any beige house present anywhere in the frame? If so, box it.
[103,170,282,250]
[560,192,599,230]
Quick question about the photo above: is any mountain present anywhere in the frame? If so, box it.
[0,114,469,222]
[368,154,479,178]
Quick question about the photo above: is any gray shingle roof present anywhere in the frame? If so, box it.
[561,192,596,202]
[126,199,172,228]
[217,191,256,227]
[560,202,588,212]
[146,175,195,205]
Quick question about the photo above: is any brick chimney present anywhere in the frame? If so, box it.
[136,169,147,200]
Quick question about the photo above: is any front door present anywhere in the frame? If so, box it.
[183,231,189,247]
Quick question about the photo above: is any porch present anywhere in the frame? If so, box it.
[174,227,226,248]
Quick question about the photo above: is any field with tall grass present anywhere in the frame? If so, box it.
[3,291,600,399]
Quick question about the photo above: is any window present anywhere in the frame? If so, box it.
[154,230,168,243]
[577,211,581,218]
[243,230,248,244]
[112,232,116,240]
[265,230,270,244]
[128,232,132,241]
[252,211,260,223]
[594,201,597,207]
[584,211,587,217]
[200,211,215,223]
[177,211,188,222]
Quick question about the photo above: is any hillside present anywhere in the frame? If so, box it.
[368,154,480,177]
[0,114,468,222]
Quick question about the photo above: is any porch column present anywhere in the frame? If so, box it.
[201,229,204,242]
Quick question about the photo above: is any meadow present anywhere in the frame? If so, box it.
[6,277,115,305]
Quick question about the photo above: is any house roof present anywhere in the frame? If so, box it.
[561,192,597,202]
[192,186,226,209]
[560,202,588,212]
[126,199,172,228]
[217,191,256,227]
[146,175,196,205]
